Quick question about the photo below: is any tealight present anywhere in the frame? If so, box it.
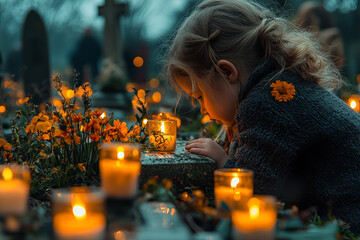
[99,143,141,198]
[52,187,106,240]
[232,195,277,240]
[0,165,30,216]
[214,168,253,210]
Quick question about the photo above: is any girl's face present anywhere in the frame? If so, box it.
[177,76,240,126]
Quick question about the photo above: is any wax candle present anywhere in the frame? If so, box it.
[0,165,30,216]
[52,187,106,240]
[148,119,177,151]
[232,196,277,240]
[214,168,253,210]
[99,143,141,198]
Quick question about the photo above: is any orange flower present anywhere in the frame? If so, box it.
[113,120,128,141]
[89,133,100,142]
[3,143,12,151]
[74,134,81,144]
[270,80,296,102]
[36,121,52,132]
[0,139,6,148]
[25,124,36,134]
[93,108,104,118]
[4,151,13,160]
[71,112,83,122]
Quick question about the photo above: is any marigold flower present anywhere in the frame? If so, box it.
[74,134,81,144]
[270,80,296,102]
[93,109,104,118]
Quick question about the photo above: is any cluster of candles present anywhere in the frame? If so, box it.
[214,168,277,240]
[0,117,277,240]
[0,117,178,239]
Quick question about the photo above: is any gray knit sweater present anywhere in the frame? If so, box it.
[224,60,360,232]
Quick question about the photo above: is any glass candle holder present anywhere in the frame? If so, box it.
[99,142,141,198]
[232,195,277,240]
[52,187,106,240]
[214,168,253,210]
[148,119,177,151]
[0,165,30,216]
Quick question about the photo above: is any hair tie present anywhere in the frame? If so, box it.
[208,29,221,42]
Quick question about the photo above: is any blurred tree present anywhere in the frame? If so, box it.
[0,0,87,72]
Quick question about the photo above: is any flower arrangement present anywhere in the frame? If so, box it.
[0,74,148,200]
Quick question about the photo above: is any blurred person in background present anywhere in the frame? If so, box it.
[70,27,102,86]
[294,1,345,71]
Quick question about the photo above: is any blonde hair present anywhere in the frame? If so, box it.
[166,0,343,93]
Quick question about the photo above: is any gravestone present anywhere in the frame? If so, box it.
[98,0,128,64]
[22,10,50,105]
[140,141,216,190]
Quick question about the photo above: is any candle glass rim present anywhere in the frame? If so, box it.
[215,168,253,177]
[52,186,105,203]
[0,164,30,171]
[100,142,142,151]
[148,119,177,123]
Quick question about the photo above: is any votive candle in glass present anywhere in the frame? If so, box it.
[99,143,141,198]
[232,195,277,240]
[52,187,106,240]
[0,165,30,216]
[148,119,177,151]
[214,168,253,210]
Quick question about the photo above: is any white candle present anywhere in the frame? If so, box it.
[232,196,277,240]
[53,212,106,240]
[214,169,253,210]
[0,166,30,216]
[52,187,106,240]
[99,143,141,198]
[100,159,140,198]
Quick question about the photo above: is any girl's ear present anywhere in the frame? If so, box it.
[217,60,239,84]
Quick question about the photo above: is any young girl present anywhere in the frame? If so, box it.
[166,0,360,232]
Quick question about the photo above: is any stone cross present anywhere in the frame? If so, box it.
[98,0,128,64]
[22,10,50,105]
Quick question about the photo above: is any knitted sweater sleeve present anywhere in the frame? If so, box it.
[224,76,306,195]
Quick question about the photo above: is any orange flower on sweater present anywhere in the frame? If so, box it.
[270,80,296,102]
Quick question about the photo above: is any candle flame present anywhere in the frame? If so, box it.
[100,112,106,119]
[248,198,260,219]
[2,168,13,181]
[72,205,86,219]
[231,177,240,188]
[117,152,125,159]
[117,147,125,159]
[160,122,165,133]
[350,100,357,109]
[143,118,148,125]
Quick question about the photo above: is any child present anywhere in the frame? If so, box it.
[166,0,360,232]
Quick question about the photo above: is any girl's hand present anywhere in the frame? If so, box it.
[185,138,228,168]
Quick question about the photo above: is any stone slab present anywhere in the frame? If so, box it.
[139,141,216,189]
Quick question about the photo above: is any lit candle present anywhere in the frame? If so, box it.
[0,165,30,216]
[214,168,253,210]
[52,187,106,240]
[99,143,141,198]
[348,95,360,112]
[232,195,277,240]
[148,119,177,151]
